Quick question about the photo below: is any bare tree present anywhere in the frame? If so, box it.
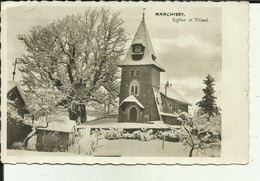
[89,79,120,118]
[22,88,67,149]
[17,8,128,123]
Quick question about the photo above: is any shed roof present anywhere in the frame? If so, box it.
[160,112,179,117]
[119,95,145,109]
[37,120,76,133]
[160,82,192,106]
[119,18,165,72]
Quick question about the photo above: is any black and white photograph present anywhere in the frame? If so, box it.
[1,2,249,164]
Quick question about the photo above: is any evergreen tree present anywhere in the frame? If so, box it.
[196,74,220,120]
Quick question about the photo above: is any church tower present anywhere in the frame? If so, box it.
[118,12,165,123]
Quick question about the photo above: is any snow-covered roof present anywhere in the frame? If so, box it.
[119,18,165,72]
[160,112,179,117]
[7,81,28,105]
[37,120,76,133]
[119,95,145,109]
[160,82,192,106]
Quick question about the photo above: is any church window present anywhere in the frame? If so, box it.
[130,70,135,76]
[130,70,140,76]
[129,81,139,96]
[135,85,139,95]
[131,86,135,94]
[152,54,157,61]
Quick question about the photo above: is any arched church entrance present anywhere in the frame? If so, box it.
[129,107,137,122]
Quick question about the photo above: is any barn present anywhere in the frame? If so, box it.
[7,81,32,148]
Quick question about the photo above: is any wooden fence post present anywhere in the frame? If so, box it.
[162,135,165,149]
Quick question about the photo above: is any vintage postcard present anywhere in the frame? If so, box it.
[1,2,249,164]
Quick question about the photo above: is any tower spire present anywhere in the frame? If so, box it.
[118,8,165,72]
[142,8,145,20]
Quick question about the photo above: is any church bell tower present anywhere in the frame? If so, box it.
[118,10,165,123]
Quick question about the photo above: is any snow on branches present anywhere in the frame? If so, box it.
[175,112,221,157]
[17,8,129,122]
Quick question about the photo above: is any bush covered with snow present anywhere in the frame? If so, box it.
[92,128,180,142]
[157,131,180,142]
[11,142,24,150]
[97,128,124,140]
[132,129,154,141]
[68,128,99,155]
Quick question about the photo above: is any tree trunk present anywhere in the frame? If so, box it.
[189,147,194,157]
[69,103,87,124]
[23,121,50,149]
[23,127,37,149]
[79,104,87,124]
[69,106,78,121]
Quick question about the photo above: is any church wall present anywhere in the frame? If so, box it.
[118,65,160,122]
[161,116,181,125]
[160,93,189,113]
[149,87,161,121]
[118,102,145,123]
[151,68,160,87]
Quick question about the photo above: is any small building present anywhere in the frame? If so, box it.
[118,14,191,125]
[36,121,76,152]
[7,81,32,148]
[155,82,192,125]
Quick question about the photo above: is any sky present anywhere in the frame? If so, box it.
[5,3,222,108]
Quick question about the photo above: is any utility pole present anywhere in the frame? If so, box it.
[12,58,18,81]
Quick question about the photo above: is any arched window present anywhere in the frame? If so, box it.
[129,81,139,96]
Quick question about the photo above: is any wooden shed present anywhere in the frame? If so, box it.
[36,121,76,152]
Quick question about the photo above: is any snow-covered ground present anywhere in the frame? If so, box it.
[81,118,171,129]
[7,149,80,156]
[93,139,220,157]
[86,116,97,122]
[7,139,220,157]
[81,122,169,129]
[9,118,218,157]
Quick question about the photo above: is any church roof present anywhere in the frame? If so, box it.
[160,82,192,106]
[119,17,165,72]
[119,95,145,109]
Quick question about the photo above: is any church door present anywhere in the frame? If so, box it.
[129,107,137,122]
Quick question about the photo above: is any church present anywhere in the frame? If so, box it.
[118,13,191,125]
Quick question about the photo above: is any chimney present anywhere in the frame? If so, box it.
[165,81,169,96]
